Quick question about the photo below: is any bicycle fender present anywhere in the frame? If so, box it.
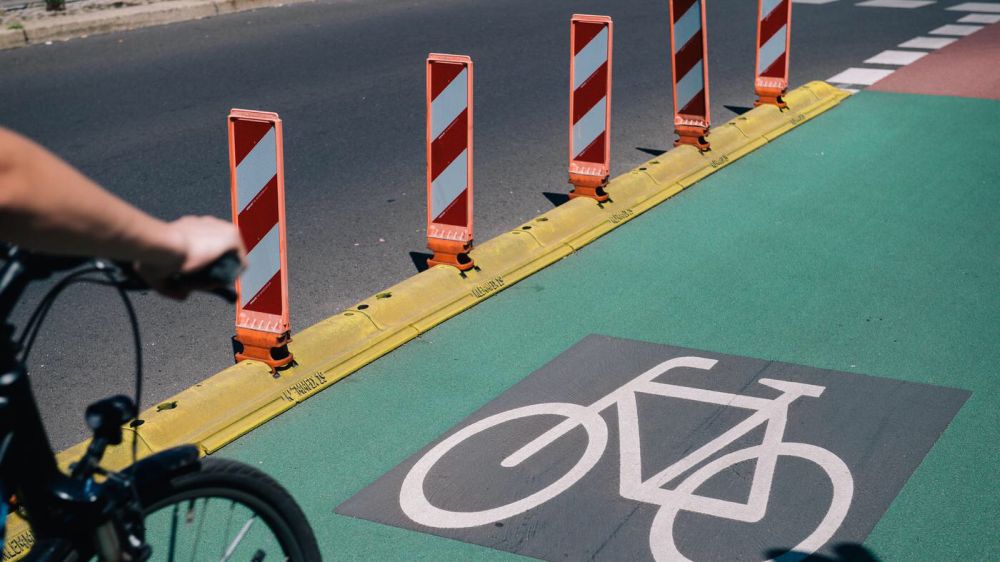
[127,445,201,498]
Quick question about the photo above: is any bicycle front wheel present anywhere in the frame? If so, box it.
[139,457,321,562]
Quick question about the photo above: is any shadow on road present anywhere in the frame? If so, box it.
[725,104,753,116]
[542,192,570,207]
[636,147,667,157]
[409,251,432,273]
[766,543,882,562]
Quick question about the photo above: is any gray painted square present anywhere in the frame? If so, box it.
[336,336,969,561]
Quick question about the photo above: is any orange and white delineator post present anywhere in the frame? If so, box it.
[668,0,711,151]
[228,109,293,371]
[426,54,475,271]
[754,0,792,108]
[568,14,613,202]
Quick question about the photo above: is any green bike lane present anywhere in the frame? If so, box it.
[217,90,999,561]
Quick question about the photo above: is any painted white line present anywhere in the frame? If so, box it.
[864,49,928,64]
[929,23,984,34]
[857,0,934,7]
[828,67,895,85]
[946,2,1000,12]
[793,0,839,4]
[831,84,862,94]
[898,36,957,48]
[958,12,1000,22]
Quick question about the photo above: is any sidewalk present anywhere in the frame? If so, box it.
[0,0,309,49]
[211,84,1000,559]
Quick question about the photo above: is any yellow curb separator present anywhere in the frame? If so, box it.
[2,81,848,561]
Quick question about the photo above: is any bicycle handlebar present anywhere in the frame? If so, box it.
[113,250,242,303]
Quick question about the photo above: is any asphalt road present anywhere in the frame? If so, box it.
[0,0,967,449]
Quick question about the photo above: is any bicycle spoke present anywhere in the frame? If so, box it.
[167,502,180,562]
[185,498,196,524]
[220,500,236,560]
[139,468,312,562]
[189,497,208,562]
[220,515,258,562]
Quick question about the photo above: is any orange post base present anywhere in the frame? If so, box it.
[754,86,788,109]
[427,237,475,271]
[233,327,294,372]
[674,124,711,151]
[568,172,610,202]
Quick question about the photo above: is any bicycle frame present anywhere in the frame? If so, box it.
[0,254,77,547]
[0,249,201,560]
[503,357,826,522]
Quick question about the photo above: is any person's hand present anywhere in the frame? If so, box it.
[137,216,246,299]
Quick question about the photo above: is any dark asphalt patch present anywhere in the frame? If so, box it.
[336,335,968,561]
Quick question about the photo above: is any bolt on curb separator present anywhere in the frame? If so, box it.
[426,54,475,271]
[669,0,711,151]
[228,109,294,372]
[568,14,614,203]
[754,0,793,109]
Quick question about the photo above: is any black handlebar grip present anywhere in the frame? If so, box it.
[169,251,242,303]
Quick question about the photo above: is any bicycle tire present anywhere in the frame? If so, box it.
[138,457,321,562]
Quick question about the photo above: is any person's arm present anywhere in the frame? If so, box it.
[0,127,244,295]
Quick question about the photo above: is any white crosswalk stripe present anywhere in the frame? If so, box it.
[864,50,928,65]
[898,36,956,48]
[946,2,1000,12]
[957,12,1000,22]
[857,0,934,7]
[828,67,895,85]
[929,23,983,35]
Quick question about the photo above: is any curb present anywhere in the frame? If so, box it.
[1,0,310,49]
[1,82,849,561]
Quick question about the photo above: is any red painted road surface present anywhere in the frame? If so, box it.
[871,22,1000,100]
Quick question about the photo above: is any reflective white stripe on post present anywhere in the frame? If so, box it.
[431,149,468,219]
[228,109,290,335]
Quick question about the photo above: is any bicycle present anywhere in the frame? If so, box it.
[399,356,854,561]
[0,245,321,561]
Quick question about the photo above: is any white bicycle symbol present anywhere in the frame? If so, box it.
[399,356,855,561]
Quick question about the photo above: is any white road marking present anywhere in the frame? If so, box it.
[899,36,957,48]
[827,67,895,85]
[793,0,839,4]
[929,23,984,34]
[958,12,1000,22]
[947,2,1000,12]
[857,0,934,7]
[399,355,854,561]
[864,49,928,64]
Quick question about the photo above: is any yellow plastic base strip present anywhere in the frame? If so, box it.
[2,82,848,560]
